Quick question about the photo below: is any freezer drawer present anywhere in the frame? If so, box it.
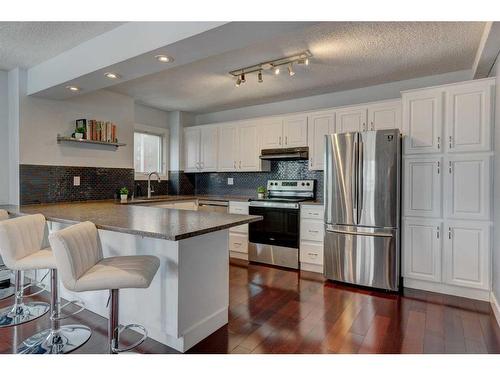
[324,225,399,291]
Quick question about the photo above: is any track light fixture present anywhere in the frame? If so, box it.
[229,50,312,88]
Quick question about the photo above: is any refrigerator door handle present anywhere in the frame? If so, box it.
[357,140,364,222]
[326,228,393,238]
[352,138,358,217]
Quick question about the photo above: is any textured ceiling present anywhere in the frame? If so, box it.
[0,22,123,70]
[108,22,486,114]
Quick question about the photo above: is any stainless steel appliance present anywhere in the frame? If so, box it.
[248,179,315,269]
[197,200,228,213]
[324,129,401,291]
[259,147,309,161]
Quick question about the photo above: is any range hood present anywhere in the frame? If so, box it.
[259,147,309,161]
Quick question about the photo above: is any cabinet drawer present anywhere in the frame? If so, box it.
[229,233,248,254]
[300,242,324,265]
[229,202,249,233]
[301,205,324,220]
[300,220,324,242]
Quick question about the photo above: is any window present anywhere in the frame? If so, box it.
[134,125,168,179]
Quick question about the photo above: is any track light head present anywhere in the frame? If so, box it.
[241,73,246,83]
[288,63,295,77]
[274,66,280,75]
[258,70,263,83]
[235,77,242,87]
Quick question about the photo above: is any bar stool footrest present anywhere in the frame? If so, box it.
[52,299,86,321]
[112,324,148,353]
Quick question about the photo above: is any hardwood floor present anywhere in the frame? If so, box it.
[1,259,499,354]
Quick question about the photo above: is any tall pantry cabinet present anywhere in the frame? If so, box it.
[402,78,495,301]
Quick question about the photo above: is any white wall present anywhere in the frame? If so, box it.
[492,57,500,305]
[0,71,9,204]
[19,89,135,168]
[195,70,472,125]
[134,103,168,129]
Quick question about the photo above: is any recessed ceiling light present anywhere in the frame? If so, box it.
[155,54,174,63]
[104,72,120,79]
[65,85,80,92]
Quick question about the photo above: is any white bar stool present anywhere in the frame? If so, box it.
[49,221,160,354]
[0,214,91,354]
[0,210,15,301]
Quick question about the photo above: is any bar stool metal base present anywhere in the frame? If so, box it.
[0,285,15,300]
[17,324,92,354]
[0,302,50,327]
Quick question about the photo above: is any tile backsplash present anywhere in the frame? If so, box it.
[193,160,323,200]
[19,160,322,204]
[20,164,135,205]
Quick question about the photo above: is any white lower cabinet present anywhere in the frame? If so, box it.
[403,218,442,282]
[443,221,490,290]
[229,201,250,260]
[299,204,324,273]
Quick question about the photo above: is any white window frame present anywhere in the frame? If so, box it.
[134,123,169,181]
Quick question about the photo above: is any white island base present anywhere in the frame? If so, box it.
[46,222,230,353]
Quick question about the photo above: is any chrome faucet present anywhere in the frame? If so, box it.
[147,172,161,198]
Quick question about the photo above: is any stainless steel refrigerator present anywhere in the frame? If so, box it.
[323,129,401,291]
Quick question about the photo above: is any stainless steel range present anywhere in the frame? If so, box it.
[248,179,315,269]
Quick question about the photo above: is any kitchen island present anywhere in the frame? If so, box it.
[0,201,261,352]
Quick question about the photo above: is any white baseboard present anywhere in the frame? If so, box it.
[490,292,500,328]
[404,278,491,301]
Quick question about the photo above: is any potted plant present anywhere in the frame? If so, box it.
[74,126,86,140]
[119,187,129,202]
[257,186,266,199]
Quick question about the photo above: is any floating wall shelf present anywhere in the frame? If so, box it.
[56,135,126,148]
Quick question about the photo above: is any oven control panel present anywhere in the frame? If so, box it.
[267,180,315,191]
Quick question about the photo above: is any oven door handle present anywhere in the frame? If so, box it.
[326,228,393,238]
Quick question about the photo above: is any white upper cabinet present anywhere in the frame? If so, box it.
[404,157,442,218]
[402,89,443,155]
[184,126,218,172]
[368,100,402,131]
[444,221,490,290]
[307,111,336,170]
[218,125,239,172]
[238,123,261,171]
[184,128,201,172]
[283,115,308,147]
[336,105,367,133]
[200,127,218,171]
[444,154,490,221]
[445,80,493,153]
[403,218,442,282]
[260,118,283,149]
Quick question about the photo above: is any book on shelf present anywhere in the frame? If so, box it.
[75,119,118,142]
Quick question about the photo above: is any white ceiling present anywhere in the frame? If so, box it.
[108,22,486,114]
[0,22,123,70]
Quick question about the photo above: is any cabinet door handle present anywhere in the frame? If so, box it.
[239,160,242,169]
[448,161,452,174]
[371,121,374,130]
[448,227,452,239]
[437,136,440,149]
[436,226,440,239]
[310,158,313,168]
[308,230,319,233]
[437,161,440,174]
[279,136,282,145]
[449,136,453,148]
[233,242,242,246]
[362,122,366,131]
[311,212,320,216]
[308,252,318,257]
[285,136,288,145]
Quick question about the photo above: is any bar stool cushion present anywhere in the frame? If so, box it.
[0,214,55,270]
[49,221,159,292]
[70,256,159,292]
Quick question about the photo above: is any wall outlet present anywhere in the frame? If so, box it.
[227,178,234,185]
[73,176,80,186]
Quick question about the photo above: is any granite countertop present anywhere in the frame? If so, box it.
[122,194,253,205]
[0,201,261,241]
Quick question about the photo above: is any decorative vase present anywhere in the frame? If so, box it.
[75,133,84,140]
[257,192,265,199]
[120,194,128,202]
